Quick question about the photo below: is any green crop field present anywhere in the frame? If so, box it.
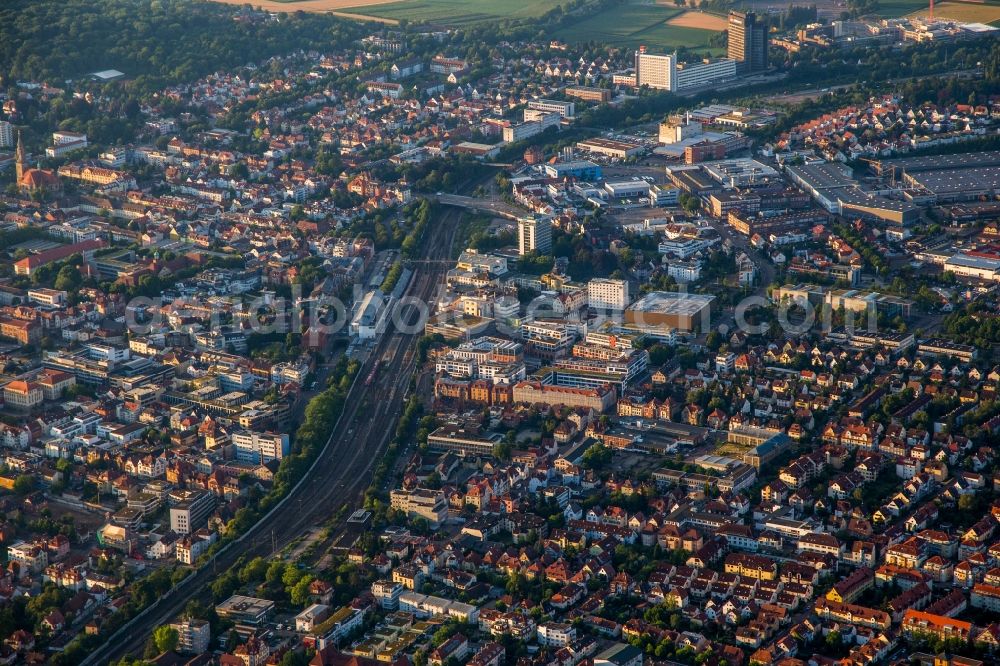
[876,0,932,18]
[554,4,721,50]
[341,0,564,25]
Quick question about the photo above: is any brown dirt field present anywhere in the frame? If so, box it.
[207,0,401,23]
[666,10,730,30]
[909,2,1000,23]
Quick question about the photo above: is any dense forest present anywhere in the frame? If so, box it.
[0,0,361,93]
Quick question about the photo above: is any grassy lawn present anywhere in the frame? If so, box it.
[341,0,563,24]
[554,3,722,50]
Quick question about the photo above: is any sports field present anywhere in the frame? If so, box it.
[339,0,564,25]
[554,4,723,50]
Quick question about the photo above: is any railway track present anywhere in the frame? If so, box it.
[87,204,462,664]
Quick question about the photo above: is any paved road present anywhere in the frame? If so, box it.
[84,206,461,664]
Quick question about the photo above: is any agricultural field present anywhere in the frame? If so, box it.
[908,0,1000,24]
[667,10,729,30]
[339,0,564,25]
[210,0,401,17]
[554,4,724,50]
[875,0,936,18]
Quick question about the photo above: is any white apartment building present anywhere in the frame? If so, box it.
[587,278,630,311]
[658,237,715,259]
[537,622,577,647]
[7,540,48,574]
[520,320,575,357]
[503,112,560,143]
[169,489,215,535]
[232,431,289,464]
[372,580,404,609]
[52,130,88,146]
[170,618,211,654]
[518,216,552,255]
[456,250,508,276]
[667,261,703,283]
[0,121,13,148]
[397,592,479,623]
[389,488,448,528]
[46,131,89,158]
[294,604,330,632]
[527,99,575,118]
[636,51,675,90]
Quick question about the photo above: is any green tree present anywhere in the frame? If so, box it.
[54,264,82,292]
[958,494,978,512]
[492,441,512,460]
[290,575,314,606]
[282,564,305,589]
[239,556,269,584]
[13,475,35,495]
[153,625,179,654]
[580,443,613,470]
[265,560,286,585]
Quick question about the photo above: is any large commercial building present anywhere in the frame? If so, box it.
[565,86,611,103]
[786,162,920,225]
[512,380,616,412]
[635,48,737,92]
[659,116,704,144]
[575,137,645,160]
[503,112,560,143]
[542,160,602,180]
[518,216,552,255]
[216,595,275,631]
[728,11,768,73]
[427,423,503,457]
[674,58,737,90]
[774,284,914,320]
[527,99,575,118]
[943,252,1000,282]
[874,151,1000,204]
[625,291,713,333]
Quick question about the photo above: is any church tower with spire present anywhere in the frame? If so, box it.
[14,131,25,185]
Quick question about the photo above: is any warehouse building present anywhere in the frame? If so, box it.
[872,151,1000,204]
[943,252,1000,282]
[576,137,646,159]
[786,162,920,225]
[543,160,602,180]
[625,291,713,333]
